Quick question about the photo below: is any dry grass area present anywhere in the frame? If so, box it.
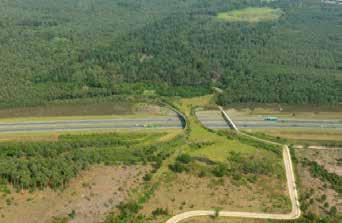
[134,103,174,116]
[141,173,290,223]
[250,129,342,142]
[0,133,60,142]
[0,129,182,143]
[0,101,133,119]
[0,165,150,223]
[296,148,341,217]
[0,101,171,121]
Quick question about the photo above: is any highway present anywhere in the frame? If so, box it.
[197,112,342,130]
[0,116,183,133]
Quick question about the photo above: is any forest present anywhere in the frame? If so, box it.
[0,0,341,108]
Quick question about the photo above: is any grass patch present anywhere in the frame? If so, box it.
[217,7,283,23]
[253,129,342,145]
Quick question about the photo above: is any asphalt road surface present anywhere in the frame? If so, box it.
[0,117,183,133]
[197,113,342,129]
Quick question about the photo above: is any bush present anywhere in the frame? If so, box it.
[176,154,192,164]
[212,164,226,177]
[143,173,152,181]
[117,201,140,218]
[330,206,337,216]
[68,210,76,219]
[152,208,169,216]
[169,161,188,173]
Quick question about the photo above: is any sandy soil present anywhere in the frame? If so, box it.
[300,148,342,176]
[0,165,149,223]
[296,149,341,216]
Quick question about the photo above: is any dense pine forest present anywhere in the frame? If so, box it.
[0,0,341,108]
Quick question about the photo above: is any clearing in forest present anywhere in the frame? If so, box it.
[217,7,283,23]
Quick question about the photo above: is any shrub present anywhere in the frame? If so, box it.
[212,164,226,177]
[176,154,192,164]
[330,206,337,216]
[117,201,140,218]
[169,161,187,173]
[152,208,169,216]
[143,173,152,181]
[68,210,76,219]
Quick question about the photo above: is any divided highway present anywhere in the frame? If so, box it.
[197,111,342,130]
[0,116,183,134]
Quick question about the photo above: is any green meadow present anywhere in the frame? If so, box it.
[217,7,283,23]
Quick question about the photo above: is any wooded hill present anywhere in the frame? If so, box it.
[0,0,341,108]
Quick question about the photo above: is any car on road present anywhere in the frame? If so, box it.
[264,116,278,121]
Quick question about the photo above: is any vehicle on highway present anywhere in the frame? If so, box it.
[264,116,278,121]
